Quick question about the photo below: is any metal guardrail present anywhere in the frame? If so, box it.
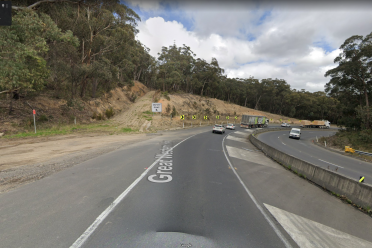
[355,150,372,157]
[345,146,372,157]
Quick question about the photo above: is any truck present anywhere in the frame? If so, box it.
[300,120,330,129]
[240,115,269,128]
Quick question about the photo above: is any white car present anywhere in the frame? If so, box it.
[281,123,290,127]
[226,123,235,130]
[212,124,225,134]
[289,128,301,139]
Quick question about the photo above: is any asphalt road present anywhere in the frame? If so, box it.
[1,126,372,248]
[257,129,372,184]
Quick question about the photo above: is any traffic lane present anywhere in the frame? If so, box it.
[82,129,287,247]
[224,133,372,244]
[258,130,372,184]
[0,127,212,248]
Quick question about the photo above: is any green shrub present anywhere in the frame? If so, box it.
[121,127,132,132]
[171,106,177,117]
[38,114,49,123]
[105,107,115,119]
[162,91,170,101]
[166,104,171,114]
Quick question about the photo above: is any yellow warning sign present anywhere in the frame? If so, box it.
[226,116,229,119]
[235,116,238,119]
[204,116,208,120]
[216,115,220,119]
[180,115,185,120]
[192,115,196,119]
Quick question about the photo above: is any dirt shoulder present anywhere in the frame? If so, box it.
[0,132,150,193]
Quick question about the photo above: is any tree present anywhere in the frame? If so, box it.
[0,9,78,113]
[325,32,372,129]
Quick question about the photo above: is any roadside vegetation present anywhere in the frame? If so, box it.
[2,121,137,139]
[0,1,371,140]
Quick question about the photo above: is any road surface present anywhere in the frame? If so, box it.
[0,126,371,247]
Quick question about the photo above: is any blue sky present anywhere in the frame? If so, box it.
[122,0,372,92]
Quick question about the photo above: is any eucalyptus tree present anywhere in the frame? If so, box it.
[325,32,372,129]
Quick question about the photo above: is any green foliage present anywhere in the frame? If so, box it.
[38,114,49,123]
[162,91,170,100]
[166,104,171,114]
[105,107,115,119]
[143,111,152,114]
[121,127,132,132]
[171,106,177,117]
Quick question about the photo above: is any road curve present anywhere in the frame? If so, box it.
[79,129,289,247]
[257,129,372,184]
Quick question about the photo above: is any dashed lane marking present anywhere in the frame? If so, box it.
[264,204,372,248]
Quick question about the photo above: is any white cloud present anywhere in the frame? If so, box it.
[133,2,372,92]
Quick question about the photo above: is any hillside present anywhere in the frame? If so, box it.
[0,81,298,136]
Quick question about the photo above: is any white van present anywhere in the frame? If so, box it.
[289,128,301,139]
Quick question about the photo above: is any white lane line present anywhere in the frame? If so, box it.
[282,142,286,146]
[70,133,200,248]
[318,159,343,168]
[222,135,293,248]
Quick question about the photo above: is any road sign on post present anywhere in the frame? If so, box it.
[33,109,36,133]
[152,103,162,113]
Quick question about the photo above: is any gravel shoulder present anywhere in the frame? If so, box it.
[0,133,151,193]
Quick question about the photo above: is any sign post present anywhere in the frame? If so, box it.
[33,109,36,133]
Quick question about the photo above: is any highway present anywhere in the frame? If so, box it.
[257,128,372,185]
[0,126,372,247]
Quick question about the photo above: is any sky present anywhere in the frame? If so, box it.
[121,0,372,92]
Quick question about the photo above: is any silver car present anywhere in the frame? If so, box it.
[226,123,235,130]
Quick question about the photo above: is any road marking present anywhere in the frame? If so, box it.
[318,159,343,168]
[226,146,278,168]
[234,131,249,136]
[222,136,293,248]
[282,142,286,146]
[70,133,200,248]
[264,204,372,248]
[226,135,247,143]
[241,147,258,152]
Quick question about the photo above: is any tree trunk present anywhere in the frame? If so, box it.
[92,78,98,98]
[364,87,370,129]
[244,96,247,107]
[8,93,13,115]
[255,95,261,110]
[200,81,207,97]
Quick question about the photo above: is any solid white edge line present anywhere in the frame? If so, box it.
[70,132,201,248]
[222,134,293,248]
[318,159,344,168]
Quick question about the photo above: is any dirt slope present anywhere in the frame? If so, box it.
[112,84,299,132]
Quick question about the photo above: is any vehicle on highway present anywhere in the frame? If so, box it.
[281,123,290,127]
[240,115,269,128]
[212,124,225,134]
[226,123,235,130]
[289,128,301,139]
[300,120,331,129]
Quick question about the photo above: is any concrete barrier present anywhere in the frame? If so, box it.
[249,128,372,209]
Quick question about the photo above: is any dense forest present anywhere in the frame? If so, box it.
[0,1,371,130]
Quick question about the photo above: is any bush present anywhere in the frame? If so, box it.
[162,91,170,101]
[105,107,115,119]
[171,106,177,117]
[166,104,171,114]
[38,114,49,123]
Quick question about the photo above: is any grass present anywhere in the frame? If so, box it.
[1,121,138,139]
[142,111,152,115]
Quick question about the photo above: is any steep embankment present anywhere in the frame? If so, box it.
[112,83,299,132]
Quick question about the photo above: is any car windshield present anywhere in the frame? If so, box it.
[291,130,300,134]
[214,125,221,127]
